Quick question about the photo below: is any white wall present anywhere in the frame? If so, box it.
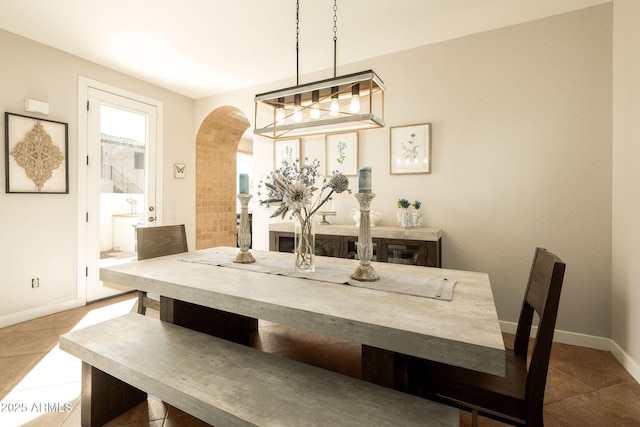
[611,0,640,380]
[197,4,613,341]
[0,29,195,325]
[372,4,613,341]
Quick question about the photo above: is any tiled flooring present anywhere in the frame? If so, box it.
[1,293,639,427]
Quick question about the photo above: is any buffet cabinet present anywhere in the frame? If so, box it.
[268,223,442,268]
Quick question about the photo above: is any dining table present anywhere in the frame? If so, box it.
[99,246,505,392]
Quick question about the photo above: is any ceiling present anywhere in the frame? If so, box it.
[0,0,608,99]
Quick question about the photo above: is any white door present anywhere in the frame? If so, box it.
[83,86,161,301]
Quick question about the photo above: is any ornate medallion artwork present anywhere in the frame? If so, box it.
[10,121,65,191]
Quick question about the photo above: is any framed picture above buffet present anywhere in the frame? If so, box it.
[326,131,358,176]
[390,123,431,175]
[274,138,300,169]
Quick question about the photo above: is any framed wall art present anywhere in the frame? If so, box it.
[274,138,300,169]
[174,163,186,178]
[326,131,358,176]
[5,112,69,193]
[390,123,431,175]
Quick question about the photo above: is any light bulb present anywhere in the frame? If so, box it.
[311,104,320,119]
[293,94,302,122]
[349,94,360,113]
[330,97,340,116]
[330,86,340,117]
[276,97,285,124]
[310,90,321,119]
[349,83,360,113]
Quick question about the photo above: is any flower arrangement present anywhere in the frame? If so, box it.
[397,198,421,209]
[397,198,411,209]
[396,198,423,228]
[259,158,350,270]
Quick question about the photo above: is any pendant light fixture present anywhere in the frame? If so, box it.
[254,0,385,139]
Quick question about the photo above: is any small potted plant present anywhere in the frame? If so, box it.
[397,198,412,228]
[411,200,423,228]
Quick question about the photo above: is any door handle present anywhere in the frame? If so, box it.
[148,217,155,222]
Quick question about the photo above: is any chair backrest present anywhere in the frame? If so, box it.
[513,247,566,416]
[137,224,188,260]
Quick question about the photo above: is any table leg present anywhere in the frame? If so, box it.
[160,297,258,346]
[81,362,147,427]
[361,345,411,393]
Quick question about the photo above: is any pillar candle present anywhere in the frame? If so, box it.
[358,167,372,193]
[239,173,249,194]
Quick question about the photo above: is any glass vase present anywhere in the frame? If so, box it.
[397,208,412,229]
[411,211,423,228]
[294,215,315,272]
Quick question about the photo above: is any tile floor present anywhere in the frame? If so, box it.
[0,293,639,427]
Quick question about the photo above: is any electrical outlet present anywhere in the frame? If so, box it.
[31,278,40,288]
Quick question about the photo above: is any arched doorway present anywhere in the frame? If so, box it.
[195,106,250,249]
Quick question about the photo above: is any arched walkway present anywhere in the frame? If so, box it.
[195,106,250,249]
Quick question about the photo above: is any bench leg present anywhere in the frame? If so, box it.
[160,297,258,346]
[81,362,147,427]
[361,345,411,393]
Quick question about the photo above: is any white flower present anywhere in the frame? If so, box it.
[282,181,312,212]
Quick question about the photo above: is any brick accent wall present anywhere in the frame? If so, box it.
[196,107,250,250]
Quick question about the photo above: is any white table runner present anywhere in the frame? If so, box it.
[180,250,456,301]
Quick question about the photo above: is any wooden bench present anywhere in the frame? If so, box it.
[60,313,457,426]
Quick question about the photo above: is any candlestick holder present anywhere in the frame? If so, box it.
[234,194,255,264]
[351,192,379,281]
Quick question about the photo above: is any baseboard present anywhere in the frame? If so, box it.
[499,321,610,350]
[0,298,86,328]
[610,340,640,384]
[500,320,640,383]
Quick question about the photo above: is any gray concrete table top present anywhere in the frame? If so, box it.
[100,246,504,376]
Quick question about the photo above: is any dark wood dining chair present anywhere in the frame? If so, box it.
[136,224,188,315]
[408,247,566,427]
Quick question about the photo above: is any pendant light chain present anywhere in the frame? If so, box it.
[333,0,338,78]
[296,0,300,85]
[254,0,384,138]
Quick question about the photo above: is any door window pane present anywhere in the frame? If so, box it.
[99,105,146,261]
